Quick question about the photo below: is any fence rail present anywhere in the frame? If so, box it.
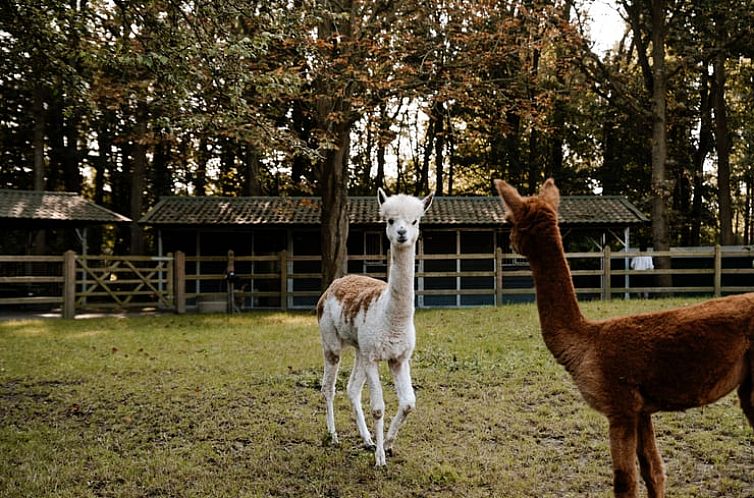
[1,245,753,318]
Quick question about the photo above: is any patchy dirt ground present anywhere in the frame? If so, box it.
[1,301,752,497]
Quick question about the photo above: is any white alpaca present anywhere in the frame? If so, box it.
[316,188,433,467]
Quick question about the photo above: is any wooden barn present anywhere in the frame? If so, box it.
[140,195,649,309]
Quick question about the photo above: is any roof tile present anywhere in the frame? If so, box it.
[140,195,648,226]
[0,190,131,223]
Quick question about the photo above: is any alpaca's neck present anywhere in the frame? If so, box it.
[384,245,416,326]
[526,225,588,367]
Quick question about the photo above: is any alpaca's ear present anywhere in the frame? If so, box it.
[421,192,434,214]
[377,187,388,207]
[494,179,523,220]
[539,178,560,211]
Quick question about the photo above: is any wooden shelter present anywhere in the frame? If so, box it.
[140,195,649,308]
[0,189,131,255]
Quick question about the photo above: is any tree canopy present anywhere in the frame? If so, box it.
[1,0,753,261]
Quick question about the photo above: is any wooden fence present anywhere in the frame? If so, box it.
[1,246,753,318]
[0,251,174,318]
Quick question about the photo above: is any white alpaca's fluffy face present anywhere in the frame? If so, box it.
[377,189,434,249]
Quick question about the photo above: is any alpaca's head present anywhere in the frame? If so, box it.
[494,178,560,256]
[377,188,434,249]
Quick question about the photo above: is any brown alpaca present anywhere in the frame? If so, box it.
[495,178,754,498]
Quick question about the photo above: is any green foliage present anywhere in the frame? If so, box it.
[2,0,754,252]
[1,301,753,496]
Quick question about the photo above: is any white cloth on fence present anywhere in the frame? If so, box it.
[630,255,654,271]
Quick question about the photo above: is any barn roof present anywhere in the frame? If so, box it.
[0,189,131,225]
[140,195,648,227]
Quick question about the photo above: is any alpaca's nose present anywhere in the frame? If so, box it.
[397,228,407,237]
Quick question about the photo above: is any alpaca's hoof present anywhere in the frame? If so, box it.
[385,447,394,457]
[374,448,387,467]
[322,432,339,446]
[364,442,376,452]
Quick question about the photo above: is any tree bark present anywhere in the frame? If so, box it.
[194,136,208,196]
[31,84,47,254]
[434,100,445,196]
[32,85,46,191]
[713,49,734,245]
[447,112,454,195]
[320,125,351,287]
[152,131,172,199]
[243,145,262,196]
[649,0,672,290]
[92,112,114,254]
[418,113,434,196]
[129,102,147,255]
[690,65,713,246]
[375,117,386,191]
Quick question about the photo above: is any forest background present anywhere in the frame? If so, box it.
[1,0,753,286]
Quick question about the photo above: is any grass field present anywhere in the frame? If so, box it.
[1,299,753,497]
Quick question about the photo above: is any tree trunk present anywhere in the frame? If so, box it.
[220,139,235,196]
[549,101,565,181]
[548,1,570,182]
[194,136,208,196]
[447,112,454,195]
[434,100,445,196]
[749,171,754,244]
[129,103,147,255]
[320,125,351,288]
[32,85,46,191]
[745,173,751,245]
[376,104,388,191]
[504,111,523,190]
[92,112,114,254]
[713,50,734,245]
[63,113,82,193]
[32,84,47,255]
[152,131,172,199]
[649,0,672,291]
[46,97,64,190]
[527,128,539,193]
[690,66,713,246]
[290,102,314,194]
[243,145,262,196]
[418,113,434,196]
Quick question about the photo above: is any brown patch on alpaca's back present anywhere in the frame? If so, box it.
[321,275,386,324]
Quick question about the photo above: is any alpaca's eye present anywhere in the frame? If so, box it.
[388,219,394,225]
[412,220,418,225]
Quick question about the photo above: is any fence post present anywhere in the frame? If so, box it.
[166,252,174,307]
[603,245,612,301]
[714,244,722,297]
[280,250,288,311]
[495,247,503,306]
[174,251,186,314]
[62,250,76,319]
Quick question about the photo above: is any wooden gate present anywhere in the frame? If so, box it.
[72,253,174,312]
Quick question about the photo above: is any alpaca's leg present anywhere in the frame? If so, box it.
[608,416,639,498]
[347,354,375,449]
[321,348,341,445]
[636,413,665,498]
[365,361,386,466]
[737,356,754,429]
[385,358,416,453]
